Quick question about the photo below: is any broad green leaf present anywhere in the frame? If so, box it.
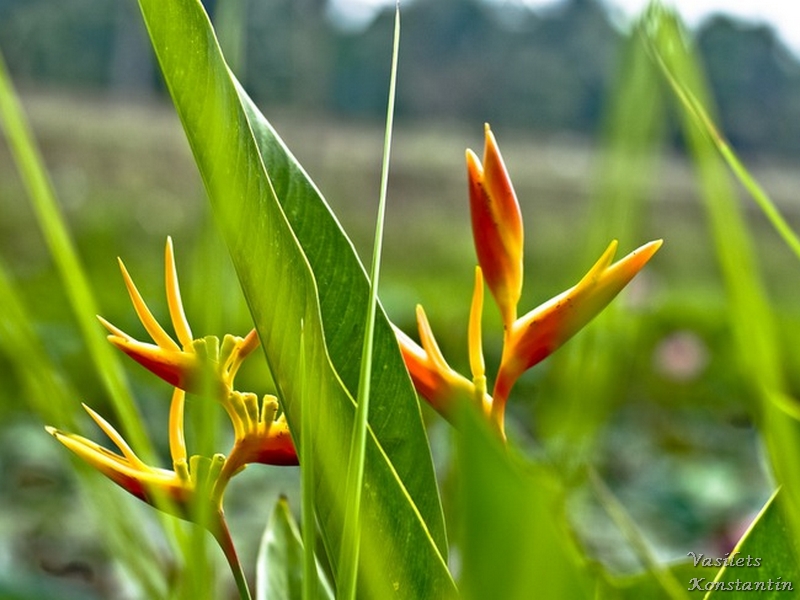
[256,497,334,600]
[135,0,455,596]
[457,405,591,599]
[704,490,799,598]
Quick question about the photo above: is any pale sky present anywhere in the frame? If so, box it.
[330,0,800,56]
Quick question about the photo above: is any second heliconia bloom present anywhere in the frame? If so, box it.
[398,125,662,437]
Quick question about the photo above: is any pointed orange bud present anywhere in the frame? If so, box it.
[393,306,486,418]
[493,239,662,418]
[467,124,524,328]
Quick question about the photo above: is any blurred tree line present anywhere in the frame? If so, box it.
[2,0,800,157]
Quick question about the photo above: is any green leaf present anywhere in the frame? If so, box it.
[457,405,592,599]
[135,0,454,596]
[703,490,800,598]
[256,497,334,600]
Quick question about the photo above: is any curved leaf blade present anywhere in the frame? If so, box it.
[134,1,454,596]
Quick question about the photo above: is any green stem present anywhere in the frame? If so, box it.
[215,512,253,600]
[338,6,401,598]
[299,322,317,600]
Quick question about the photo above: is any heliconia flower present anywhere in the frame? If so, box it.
[99,237,259,395]
[491,239,662,430]
[467,124,524,329]
[46,400,225,518]
[393,304,490,418]
[219,392,298,481]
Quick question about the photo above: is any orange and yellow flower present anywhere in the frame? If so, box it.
[397,125,662,436]
[97,237,259,396]
[47,238,299,528]
[46,391,224,518]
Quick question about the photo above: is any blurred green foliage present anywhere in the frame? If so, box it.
[2,1,800,598]
[2,0,800,156]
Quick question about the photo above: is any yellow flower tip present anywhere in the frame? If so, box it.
[494,239,662,404]
[44,425,58,436]
[239,328,260,358]
[465,148,483,179]
[468,266,486,383]
[96,315,129,340]
[164,237,193,348]
[599,238,662,291]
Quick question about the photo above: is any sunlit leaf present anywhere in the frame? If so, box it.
[135,0,454,596]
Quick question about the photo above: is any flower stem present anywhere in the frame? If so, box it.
[214,512,252,600]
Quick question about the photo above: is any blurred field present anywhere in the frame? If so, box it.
[4,88,800,594]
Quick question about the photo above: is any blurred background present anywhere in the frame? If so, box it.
[2,0,800,597]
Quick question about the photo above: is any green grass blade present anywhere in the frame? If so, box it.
[0,48,152,459]
[135,0,454,596]
[0,258,169,598]
[299,321,318,600]
[643,3,800,554]
[0,47,198,598]
[338,6,400,598]
[644,32,800,263]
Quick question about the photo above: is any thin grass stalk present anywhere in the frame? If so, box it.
[0,49,153,460]
[338,5,401,598]
[643,5,800,553]
[299,321,318,600]
[649,48,800,262]
[588,469,689,600]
